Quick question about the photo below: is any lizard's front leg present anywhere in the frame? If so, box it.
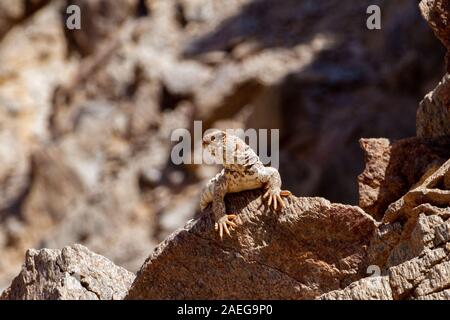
[259,166,291,211]
[212,176,238,240]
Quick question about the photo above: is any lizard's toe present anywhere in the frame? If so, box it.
[267,194,273,207]
[276,194,284,208]
[264,189,288,211]
[215,214,238,240]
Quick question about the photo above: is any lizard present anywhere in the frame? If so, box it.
[200,130,291,239]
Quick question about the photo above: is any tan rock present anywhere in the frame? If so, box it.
[0,1,77,144]
[415,260,450,297]
[0,0,49,40]
[319,276,393,300]
[417,289,450,299]
[388,247,447,299]
[358,137,450,220]
[358,138,391,219]
[417,74,450,138]
[384,158,450,223]
[0,244,135,300]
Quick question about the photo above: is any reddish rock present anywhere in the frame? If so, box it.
[126,190,377,299]
[358,137,450,220]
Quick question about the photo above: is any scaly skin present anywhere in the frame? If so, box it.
[200,130,291,239]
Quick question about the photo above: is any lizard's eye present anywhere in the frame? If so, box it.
[211,136,216,141]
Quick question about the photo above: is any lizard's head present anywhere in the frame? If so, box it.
[202,130,246,167]
[202,130,226,158]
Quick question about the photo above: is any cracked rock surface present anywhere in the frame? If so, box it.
[0,244,135,300]
[321,144,450,300]
[319,276,393,300]
[126,191,377,299]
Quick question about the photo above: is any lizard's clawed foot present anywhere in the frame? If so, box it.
[263,189,291,210]
[215,214,238,240]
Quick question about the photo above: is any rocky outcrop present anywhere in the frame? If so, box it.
[384,158,450,224]
[0,244,134,300]
[321,218,450,300]
[126,191,377,299]
[358,137,450,220]
[417,74,450,138]
[0,0,448,300]
[320,1,450,299]
[320,152,450,300]
[2,149,450,300]
[128,157,450,300]
[417,0,450,138]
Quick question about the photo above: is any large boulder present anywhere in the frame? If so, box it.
[0,244,135,300]
[126,191,377,299]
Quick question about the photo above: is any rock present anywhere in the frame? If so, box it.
[419,0,450,71]
[384,158,450,224]
[366,222,403,271]
[386,214,445,267]
[0,0,448,297]
[358,137,450,220]
[417,74,450,139]
[389,247,448,299]
[0,130,29,212]
[321,141,450,300]
[417,1,450,138]
[0,244,135,300]
[0,0,50,40]
[0,1,78,287]
[358,138,392,220]
[126,190,377,299]
[417,289,450,300]
[64,0,141,56]
[0,1,77,144]
[322,244,450,300]
[373,154,450,300]
[16,117,161,274]
[319,276,393,300]
[321,207,450,300]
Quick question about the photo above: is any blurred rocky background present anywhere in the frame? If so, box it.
[0,0,446,291]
